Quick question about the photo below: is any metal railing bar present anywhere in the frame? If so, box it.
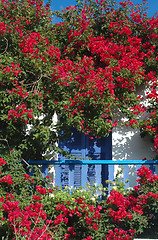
[27,160,158,165]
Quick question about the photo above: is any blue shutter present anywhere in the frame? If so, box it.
[55,129,112,188]
[149,164,155,174]
[41,164,49,178]
[85,133,112,187]
[74,164,82,188]
[56,129,84,187]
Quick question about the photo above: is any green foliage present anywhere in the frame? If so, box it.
[0,154,158,239]
[106,168,129,195]
[0,0,157,162]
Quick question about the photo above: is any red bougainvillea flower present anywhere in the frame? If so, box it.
[0,158,6,166]
[0,175,13,185]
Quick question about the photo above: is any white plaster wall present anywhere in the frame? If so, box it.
[112,84,156,160]
[45,112,58,183]
[112,126,155,161]
[111,83,158,187]
[112,125,157,187]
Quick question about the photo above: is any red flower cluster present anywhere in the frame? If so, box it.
[106,166,158,228]
[8,104,33,123]
[23,173,34,183]
[0,174,13,185]
[54,197,102,233]
[1,199,53,239]
[137,166,158,184]
[36,185,47,195]
[106,191,133,223]
[2,62,22,76]
[106,228,136,240]
[0,22,8,35]
[0,158,13,184]
[0,158,6,166]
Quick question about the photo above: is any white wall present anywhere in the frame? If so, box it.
[112,126,155,161]
[111,83,158,187]
[112,122,157,187]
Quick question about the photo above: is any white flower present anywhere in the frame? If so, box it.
[49,193,54,198]
[91,197,96,202]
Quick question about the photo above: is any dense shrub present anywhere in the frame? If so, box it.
[0,156,158,239]
[0,0,157,161]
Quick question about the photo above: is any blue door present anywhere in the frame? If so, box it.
[55,129,112,188]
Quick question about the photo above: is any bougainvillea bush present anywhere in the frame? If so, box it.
[0,0,157,161]
[0,156,158,239]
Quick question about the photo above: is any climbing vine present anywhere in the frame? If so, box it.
[0,0,157,160]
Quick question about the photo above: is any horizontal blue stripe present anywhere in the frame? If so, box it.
[27,160,158,165]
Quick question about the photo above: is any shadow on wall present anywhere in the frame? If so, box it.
[112,126,155,160]
[112,126,156,188]
[112,84,155,161]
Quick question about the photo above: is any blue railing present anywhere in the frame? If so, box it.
[28,159,158,165]
[28,159,158,189]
